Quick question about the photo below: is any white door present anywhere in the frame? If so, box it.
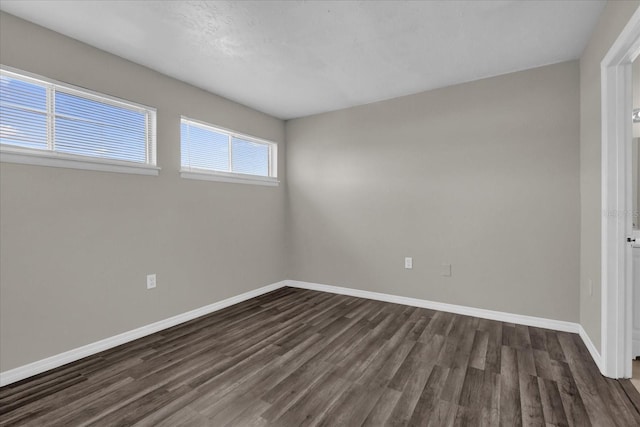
[601,9,640,379]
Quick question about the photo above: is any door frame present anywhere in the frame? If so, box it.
[601,7,640,379]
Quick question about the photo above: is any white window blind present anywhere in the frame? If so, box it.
[181,117,277,184]
[0,67,156,168]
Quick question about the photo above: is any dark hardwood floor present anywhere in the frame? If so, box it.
[1,287,639,426]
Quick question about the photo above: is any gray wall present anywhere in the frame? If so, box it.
[4,5,625,373]
[0,12,286,371]
[579,0,639,354]
[286,61,581,322]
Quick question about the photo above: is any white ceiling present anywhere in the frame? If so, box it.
[0,0,605,120]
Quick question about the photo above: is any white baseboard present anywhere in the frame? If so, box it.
[285,280,582,334]
[579,325,603,372]
[0,281,287,387]
[0,279,604,387]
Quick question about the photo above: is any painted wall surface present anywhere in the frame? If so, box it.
[286,61,581,323]
[4,4,634,374]
[0,12,286,371]
[579,0,640,354]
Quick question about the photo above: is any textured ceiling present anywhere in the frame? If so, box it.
[0,0,606,119]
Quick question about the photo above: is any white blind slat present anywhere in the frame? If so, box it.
[181,118,273,178]
[181,121,230,172]
[231,136,269,177]
[0,106,48,149]
[0,69,155,166]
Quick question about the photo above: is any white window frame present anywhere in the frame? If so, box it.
[0,65,159,176]
[180,116,279,187]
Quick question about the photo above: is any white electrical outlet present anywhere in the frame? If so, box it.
[441,263,452,277]
[147,274,157,289]
[404,257,413,269]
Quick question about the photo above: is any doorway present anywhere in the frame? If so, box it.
[633,57,640,390]
[601,8,640,380]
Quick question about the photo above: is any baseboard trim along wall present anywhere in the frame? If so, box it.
[0,281,287,387]
[578,324,604,372]
[1,279,603,386]
[286,280,580,332]
[285,280,603,372]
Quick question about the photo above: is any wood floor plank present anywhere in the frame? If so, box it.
[556,332,618,425]
[499,345,522,426]
[606,378,640,426]
[518,347,538,378]
[480,370,501,427]
[532,349,555,381]
[88,384,189,426]
[427,399,458,427]
[419,311,454,343]
[440,329,475,405]
[260,363,334,420]
[502,324,516,347]
[152,405,211,427]
[552,362,591,427]
[469,330,489,370]
[193,336,322,420]
[4,376,134,427]
[481,320,503,374]
[357,339,416,389]
[407,364,450,426]
[546,331,566,362]
[314,383,385,427]
[529,327,548,352]
[458,366,486,409]
[538,377,569,426]
[619,378,640,414]
[386,362,435,425]
[520,373,545,426]
[388,338,443,392]
[361,387,402,426]
[0,287,636,427]
[271,371,350,426]
[225,400,271,427]
[453,404,482,426]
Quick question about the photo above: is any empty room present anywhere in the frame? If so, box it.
[1,0,640,425]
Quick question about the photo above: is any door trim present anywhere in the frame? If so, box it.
[601,7,640,379]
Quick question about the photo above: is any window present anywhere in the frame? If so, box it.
[0,66,157,175]
[180,117,278,186]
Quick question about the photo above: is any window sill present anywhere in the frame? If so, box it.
[0,147,160,176]
[180,169,279,187]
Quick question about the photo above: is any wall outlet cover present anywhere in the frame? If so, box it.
[441,263,452,277]
[147,274,157,289]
